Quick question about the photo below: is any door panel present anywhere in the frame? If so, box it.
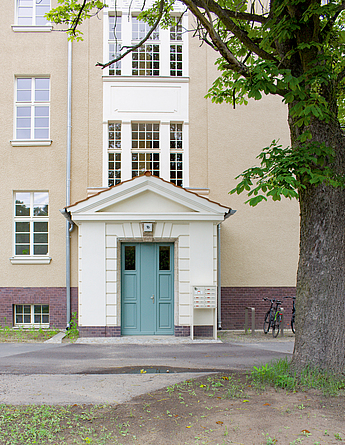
[121,243,174,335]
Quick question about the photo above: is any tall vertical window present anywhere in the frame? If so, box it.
[132,123,160,177]
[132,17,159,76]
[14,192,49,256]
[170,123,183,186]
[170,44,182,76]
[17,0,50,26]
[109,15,121,75]
[170,18,182,76]
[108,123,121,186]
[15,77,50,140]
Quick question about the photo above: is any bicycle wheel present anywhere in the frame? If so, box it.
[272,314,281,338]
[263,311,271,334]
[291,315,295,334]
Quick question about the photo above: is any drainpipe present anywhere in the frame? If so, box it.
[66,38,73,329]
[217,209,237,330]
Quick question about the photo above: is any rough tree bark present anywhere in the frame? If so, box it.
[292,117,345,373]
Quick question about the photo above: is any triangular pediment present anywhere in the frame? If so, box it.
[98,190,195,213]
[66,174,230,223]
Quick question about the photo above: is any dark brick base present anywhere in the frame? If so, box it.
[193,325,213,337]
[221,287,296,330]
[0,287,78,329]
[174,325,190,337]
[78,326,121,337]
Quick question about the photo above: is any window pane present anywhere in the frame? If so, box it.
[16,221,30,232]
[34,192,48,216]
[15,192,31,216]
[34,221,48,232]
[35,78,50,101]
[125,246,136,270]
[159,246,170,270]
[34,245,48,255]
[17,78,32,101]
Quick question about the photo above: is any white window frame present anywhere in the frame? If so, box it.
[14,304,50,328]
[108,14,122,76]
[10,191,51,265]
[108,122,122,186]
[13,0,52,32]
[12,77,51,146]
[131,122,160,177]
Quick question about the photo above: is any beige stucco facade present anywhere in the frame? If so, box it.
[0,0,298,333]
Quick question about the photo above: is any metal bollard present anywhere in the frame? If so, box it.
[244,307,255,336]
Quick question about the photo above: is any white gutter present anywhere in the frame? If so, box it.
[65,38,73,328]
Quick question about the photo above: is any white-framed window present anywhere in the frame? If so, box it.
[15,77,50,140]
[132,16,159,41]
[132,123,160,177]
[108,123,121,186]
[132,16,159,76]
[170,123,183,186]
[132,152,160,177]
[16,0,50,26]
[170,44,182,76]
[14,304,49,327]
[109,15,121,75]
[14,191,49,256]
[132,44,160,76]
[170,21,182,41]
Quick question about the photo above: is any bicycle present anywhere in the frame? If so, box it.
[262,298,283,337]
[284,296,296,333]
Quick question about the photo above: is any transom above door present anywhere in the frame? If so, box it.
[121,243,174,335]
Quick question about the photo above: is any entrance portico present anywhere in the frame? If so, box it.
[64,173,231,337]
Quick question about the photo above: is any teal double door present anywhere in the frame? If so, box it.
[121,243,174,335]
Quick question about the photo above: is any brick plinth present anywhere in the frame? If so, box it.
[78,326,121,337]
[0,287,78,329]
[193,325,213,337]
[174,325,190,337]
[220,287,296,330]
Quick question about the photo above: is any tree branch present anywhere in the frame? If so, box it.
[181,0,280,66]
[70,0,88,36]
[96,0,164,69]
[184,0,251,77]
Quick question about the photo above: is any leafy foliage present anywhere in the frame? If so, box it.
[47,0,345,203]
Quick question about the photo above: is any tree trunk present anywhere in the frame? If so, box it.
[291,117,345,373]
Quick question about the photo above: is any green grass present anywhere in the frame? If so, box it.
[251,358,345,395]
[0,325,60,342]
[64,312,79,340]
[0,404,117,444]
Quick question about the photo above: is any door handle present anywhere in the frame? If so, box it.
[151,295,155,304]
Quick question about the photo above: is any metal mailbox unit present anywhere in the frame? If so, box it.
[191,286,217,339]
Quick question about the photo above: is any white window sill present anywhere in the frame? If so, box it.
[14,324,50,329]
[11,25,53,32]
[11,140,52,147]
[10,256,52,265]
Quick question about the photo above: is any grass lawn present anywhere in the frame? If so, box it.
[0,326,61,342]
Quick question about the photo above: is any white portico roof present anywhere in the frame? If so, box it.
[64,173,231,223]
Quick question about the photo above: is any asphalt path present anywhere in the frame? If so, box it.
[0,341,293,405]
